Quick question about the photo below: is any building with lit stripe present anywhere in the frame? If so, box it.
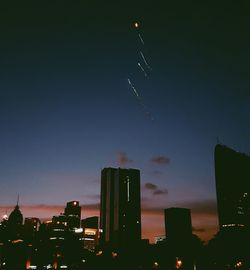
[214,144,250,230]
[100,167,141,250]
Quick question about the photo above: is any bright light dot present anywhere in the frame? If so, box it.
[134,22,139,28]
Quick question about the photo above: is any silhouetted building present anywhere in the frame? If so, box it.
[164,208,198,270]
[64,201,81,229]
[81,216,98,230]
[23,217,40,242]
[81,216,99,251]
[164,207,192,238]
[24,217,40,232]
[8,203,23,240]
[214,144,250,230]
[100,167,141,250]
[50,214,67,241]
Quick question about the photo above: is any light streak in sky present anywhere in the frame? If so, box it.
[128,21,154,121]
[127,78,154,121]
[138,33,145,45]
[138,62,148,77]
[133,21,145,45]
[140,51,152,70]
[127,78,139,97]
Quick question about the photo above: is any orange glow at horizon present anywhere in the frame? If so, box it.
[0,204,218,244]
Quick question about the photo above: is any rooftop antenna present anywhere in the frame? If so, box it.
[17,194,19,206]
[216,136,222,145]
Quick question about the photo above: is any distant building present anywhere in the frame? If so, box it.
[8,203,23,240]
[23,217,40,242]
[64,201,81,230]
[214,144,250,230]
[81,216,99,251]
[100,167,141,250]
[81,216,98,230]
[24,217,40,232]
[164,208,192,238]
[50,214,67,241]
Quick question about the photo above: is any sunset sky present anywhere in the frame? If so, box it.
[0,1,249,243]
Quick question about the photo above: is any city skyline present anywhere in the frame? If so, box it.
[1,1,250,244]
[1,142,249,245]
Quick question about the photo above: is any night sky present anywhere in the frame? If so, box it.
[0,1,250,242]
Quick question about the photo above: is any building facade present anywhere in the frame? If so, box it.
[64,201,81,230]
[164,207,192,239]
[100,167,141,250]
[214,144,250,230]
[81,216,99,251]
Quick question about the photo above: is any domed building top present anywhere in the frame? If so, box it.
[8,204,23,227]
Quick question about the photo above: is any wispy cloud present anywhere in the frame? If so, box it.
[151,156,170,165]
[116,151,133,166]
[144,182,168,196]
[144,182,157,190]
[153,189,168,195]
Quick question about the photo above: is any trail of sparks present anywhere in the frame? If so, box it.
[127,78,154,121]
[128,21,154,121]
[140,51,152,70]
[127,78,139,97]
[138,33,145,45]
[138,62,148,77]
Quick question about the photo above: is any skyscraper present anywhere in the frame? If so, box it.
[100,167,141,250]
[7,203,23,240]
[64,201,81,230]
[214,144,250,230]
[164,207,192,239]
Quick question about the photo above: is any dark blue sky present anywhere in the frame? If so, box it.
[0,1,249,242]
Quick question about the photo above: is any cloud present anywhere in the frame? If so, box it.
[144,182,157,190]
[116,151,133,166]
[153,189,168,195]
[151,156,170,165]
[144,182,168,196]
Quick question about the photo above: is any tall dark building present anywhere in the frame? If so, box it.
[64,201,81,229]
[164,207,192,239]
[23,217,40,241]
[8,203,23,240]
[100,167,141,250]
[214,144,250,230]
